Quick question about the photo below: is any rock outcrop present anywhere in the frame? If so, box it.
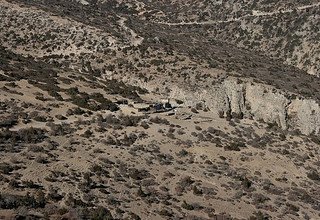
[168,77,320,135]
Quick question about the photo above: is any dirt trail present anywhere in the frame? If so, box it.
[118,16,144,47]
[156,2,320,26]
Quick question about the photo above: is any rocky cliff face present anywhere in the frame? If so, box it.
[167,77,320,135]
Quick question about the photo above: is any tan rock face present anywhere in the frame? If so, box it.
[168,77,320,135]
[288,99,320,135]
[244,82,290,130]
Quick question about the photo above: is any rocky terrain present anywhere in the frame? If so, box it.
[0,0,320,219]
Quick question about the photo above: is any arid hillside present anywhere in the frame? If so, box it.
[131,0,320,75]
[1,0,320,219]
[9,0,318,74]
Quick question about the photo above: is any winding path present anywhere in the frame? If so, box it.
[155,2,320,26]
[118,16,144,47]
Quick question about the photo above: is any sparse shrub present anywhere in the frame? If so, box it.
[232,112,243,119]
[0,163,15,174]
[177,149,188,157]
[166,132,175,139]
[195,125,202,131]
[0,116,18,128]
[82,129,93,138]
[192,186,203,195]
[307,170,320,181]
[224,144,240,151]
[0,127,47,144]
[22,180,42,189]
[55,114,67,120]
[207,127,218,134]
[195,103,204,110]
[226,110,232,121]
[176,99,184,105]
[140,121,149,129]
[28,145,44,153]
[158,209,173,217]
[129,169,151,180]
[48,122,74,136]
[249,211,269,220]
[102,136,117,146]
[35,156,48,164]
[181,200,194,210]
[150,116,169,125]
[0,191,46,209]
[118,114,144,127]
[286,203,299,212]
[191,108,198,114]
[137,186,148,197]
[241,177,252,189]
[252,193,270,205]
[90,207,114,220]
[177,129,185,135]
[47,187,64,202]
[178,176,194,189]
[224,142,246,151]
[67,107,85,116]
[33,115,47,122]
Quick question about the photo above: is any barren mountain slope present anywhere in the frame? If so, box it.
[130,0,320,75]
[2,0,320,134]
[1,0,320,220]
[1,47,320,220]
